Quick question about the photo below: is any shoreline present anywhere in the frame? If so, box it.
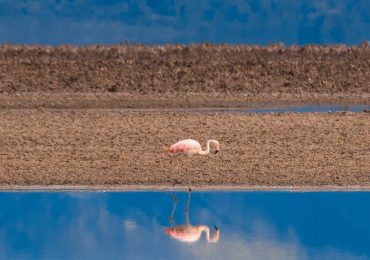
[2,185,370,192]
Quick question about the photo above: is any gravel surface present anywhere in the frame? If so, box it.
[0,111,368,187]
[0,44,369,189]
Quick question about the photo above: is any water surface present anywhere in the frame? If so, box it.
[0,192,369,259]
[242,104,369,113]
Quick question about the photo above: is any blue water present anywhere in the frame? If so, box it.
[43,104,369,114]
[1,192,369,259]
[244,104,369,113]
[192,104,369,114]
[133,104,368,114]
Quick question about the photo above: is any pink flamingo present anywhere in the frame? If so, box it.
[165,139,220,186]
[164,190,220,243]
[165,139,220,156]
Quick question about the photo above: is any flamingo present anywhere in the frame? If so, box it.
[165,139,220,156]
[164,189,220,243]
[165,139,220,186]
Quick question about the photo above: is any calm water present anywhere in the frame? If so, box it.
[243,104,369,113]
[38,104,370,114]
[192,104,369,113]
[1,192,369,260]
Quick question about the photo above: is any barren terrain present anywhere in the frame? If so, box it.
[0,44,369,108]
[0,111,369,188]
[0,44,369,189]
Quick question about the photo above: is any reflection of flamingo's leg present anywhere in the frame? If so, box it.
[169,194,178,225]
[185,187,192,226]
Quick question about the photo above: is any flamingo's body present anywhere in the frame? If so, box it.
[165,139,220,186]
[164,225,220,243]
[165,139,220,155]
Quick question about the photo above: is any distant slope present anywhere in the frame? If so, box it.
[0,44,369,95]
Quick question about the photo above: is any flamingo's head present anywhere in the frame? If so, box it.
[209,226,220,242]
[211,140,220,154]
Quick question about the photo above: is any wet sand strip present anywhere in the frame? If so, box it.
[0,93,369,110]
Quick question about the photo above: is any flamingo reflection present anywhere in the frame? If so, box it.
[164,188,220,243]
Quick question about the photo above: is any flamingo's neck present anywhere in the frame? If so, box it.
[198,140,212,155]
[199,226,219,243]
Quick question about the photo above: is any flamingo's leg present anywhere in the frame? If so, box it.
[169,193,178,225]
[186,156,191,189]
[185,187,192,226]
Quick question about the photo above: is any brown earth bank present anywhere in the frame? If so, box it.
[0,44,369,109]
[0,111,369,187]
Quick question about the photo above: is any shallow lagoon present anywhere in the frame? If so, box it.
[1,192,369,259]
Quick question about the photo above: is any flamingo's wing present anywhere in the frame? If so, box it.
[165,139,200,154]
[164,227,200,243]
[165,142,190,153]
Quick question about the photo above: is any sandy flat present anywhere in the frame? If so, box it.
[0,110,369,188]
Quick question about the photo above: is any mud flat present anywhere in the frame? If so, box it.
[0,111,369,188]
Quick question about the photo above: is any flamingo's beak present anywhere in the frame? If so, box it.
[214,150,219,155]
[214,225,219,231]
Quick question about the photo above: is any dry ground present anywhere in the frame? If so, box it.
[0,111,369,187]
[1,45,370,96]
[0,44,369,189]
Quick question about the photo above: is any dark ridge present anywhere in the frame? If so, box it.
[0,44,369,94]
